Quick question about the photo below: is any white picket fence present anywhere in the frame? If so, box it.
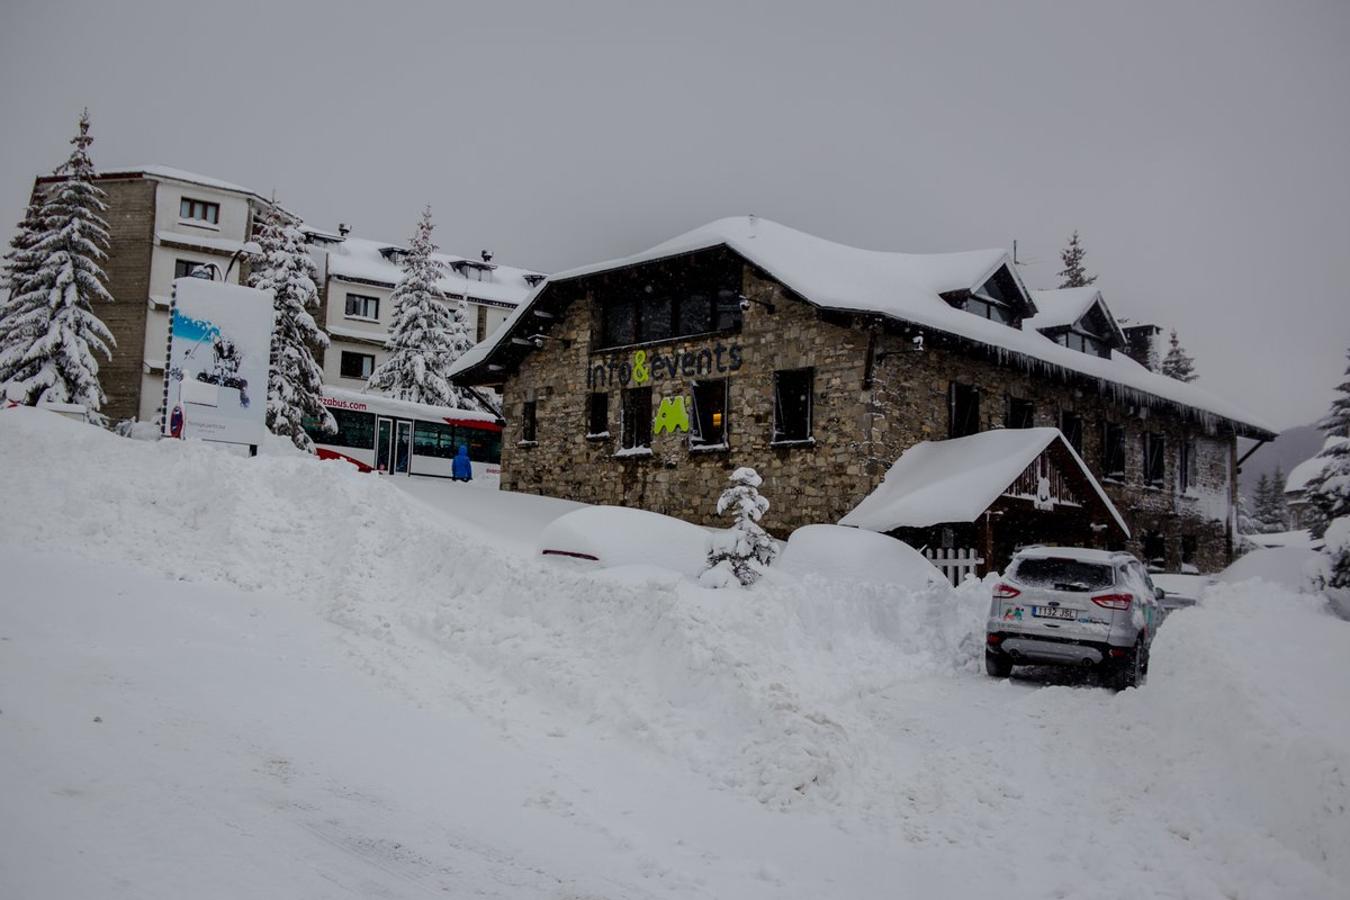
[924,547,985,586]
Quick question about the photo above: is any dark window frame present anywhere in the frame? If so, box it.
[1059,410,1084,454]
[1179,438,1198,493]
[596,290,743,350]
[587,392,609,437]
[620,387,652,450]
[179,197,220,225]
[1143,432,1166,486]
[339,351,375,379]
[344,293,380,320]
[949,382,981,438]
[174,258,206,279]
[1005,396,1035,429]
[1102,422,1126,478]
[689,378,729,449]
[772,367,814,444]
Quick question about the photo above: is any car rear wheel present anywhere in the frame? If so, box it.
[1109,643,1143,690]
[985,651,1013,678]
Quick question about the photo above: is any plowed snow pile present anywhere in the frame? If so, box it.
[3,406,1348,899]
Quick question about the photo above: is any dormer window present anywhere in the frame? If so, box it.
[965,293,1014,325]
[957,265,1031,327]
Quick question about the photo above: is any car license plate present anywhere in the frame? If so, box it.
[1032,606,1078,621]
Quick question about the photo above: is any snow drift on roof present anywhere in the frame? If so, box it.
[1285,436,1349,494]
[115,165,259,197]
[839,427,1128,535]
[1025,287,1102,330]
[324,236,541,307]
[451,217,1272,435]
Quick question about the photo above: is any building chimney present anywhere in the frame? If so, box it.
[481,249,493,263]
[1122,323,1162,371]
[338,223,351,238]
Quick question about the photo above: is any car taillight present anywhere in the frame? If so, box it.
[1092,593,1133,610]
[987,633,1004,646]
[993,583,1021,600]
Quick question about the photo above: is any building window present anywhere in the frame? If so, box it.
[773,368,813,443]
[1141,531,1166,571]
[690,379,728,448]
[949,382,981,438]
[1181,535,1198,567]
[476,306,489,343]
[1179,439,1198,492]
[620,387,652,450]
[1143,432,1166,486]
[339,351,375,379]
[1060,411,1083,454]
[174,258,206,279]
[587,392,609,437]
[964,296,1013,324]
[1102,422,1126,477]
[521,400,537,443]
[1005,397,1035,429]
[344,293,379,320]
[598,289,742,349]
[179,197,220,225]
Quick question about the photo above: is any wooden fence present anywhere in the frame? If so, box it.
[923,547,985,586]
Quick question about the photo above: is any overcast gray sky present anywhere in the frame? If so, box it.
[2,0,1347,430]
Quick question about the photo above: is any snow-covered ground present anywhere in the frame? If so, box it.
[2,406,1348,899]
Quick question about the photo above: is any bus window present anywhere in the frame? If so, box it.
[462,425,502,464]
[413,420,457,458]
[314,407,375,449]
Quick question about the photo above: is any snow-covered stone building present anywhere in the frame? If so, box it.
[450,216,1275,573]
[302,228,543,392]
[1285,436,1349,530]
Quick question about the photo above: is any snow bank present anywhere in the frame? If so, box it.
[1219,545,1325,593]
[776,524,947,591]
[0,406,981,810]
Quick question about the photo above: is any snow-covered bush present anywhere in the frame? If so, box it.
[703,467,776,587]
[1324,516,1350,591]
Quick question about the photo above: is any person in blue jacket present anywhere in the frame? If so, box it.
[451,444,473,482]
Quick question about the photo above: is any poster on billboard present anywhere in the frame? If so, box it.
[161,277,275,447]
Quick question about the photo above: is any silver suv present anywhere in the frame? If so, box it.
[984,547,1165,689]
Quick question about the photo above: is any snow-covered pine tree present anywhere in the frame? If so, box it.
[1056,230,1098,289]
[1160,328,1198,383]
[1,199,44,302]
[366,207,475,408]
[1268,463,1289,531]
[704,467,777,587]
[0,110,115,410]
[1252,473,1277,533]
[1306,348,1350,539]
[248,203,335,450]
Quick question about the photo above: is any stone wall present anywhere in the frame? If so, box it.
[90,178,157,424]
[499,262,1238,572]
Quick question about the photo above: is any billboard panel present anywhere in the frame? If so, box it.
[162,277,275,446]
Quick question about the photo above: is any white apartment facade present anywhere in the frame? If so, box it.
[306,230,542,393]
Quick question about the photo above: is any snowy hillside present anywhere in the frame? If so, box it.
[2,407,1348,899]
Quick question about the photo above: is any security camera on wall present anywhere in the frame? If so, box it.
[739,297,751,313]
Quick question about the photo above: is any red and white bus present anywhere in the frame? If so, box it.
[305,386,504,483]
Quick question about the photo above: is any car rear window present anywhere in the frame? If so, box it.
[1011,558,1114,592]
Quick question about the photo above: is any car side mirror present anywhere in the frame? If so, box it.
[1155,588,1166,601]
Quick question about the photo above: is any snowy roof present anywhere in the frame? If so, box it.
[323,236,542,308]
[156,230,251,256]
[451,217,1273,436]
[839,427,1129,535]
[1285,436,1349,494]
[1025,287,1104,330]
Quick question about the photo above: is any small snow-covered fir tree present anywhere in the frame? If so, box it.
[1161,328,1198,383]
[366,207,475,407]
[1306,348,1350,539]
[248,203,335,450]
[0,110,115,410]
[1251,472,1287,534]
[1056,230,1098,289]
[704,467,777,587]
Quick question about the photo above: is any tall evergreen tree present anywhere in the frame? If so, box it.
[0,109,115,410]
[248,203,334,450]
[1268,463,1289,531]
[1,199,45,302]
[366,207,475,407]
[1160,328,1198,383]
[1306,348,1350,539]
[1056,230,1098,289]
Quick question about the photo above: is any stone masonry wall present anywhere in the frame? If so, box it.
[90,178,157,424]
[499,265,1238,572]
